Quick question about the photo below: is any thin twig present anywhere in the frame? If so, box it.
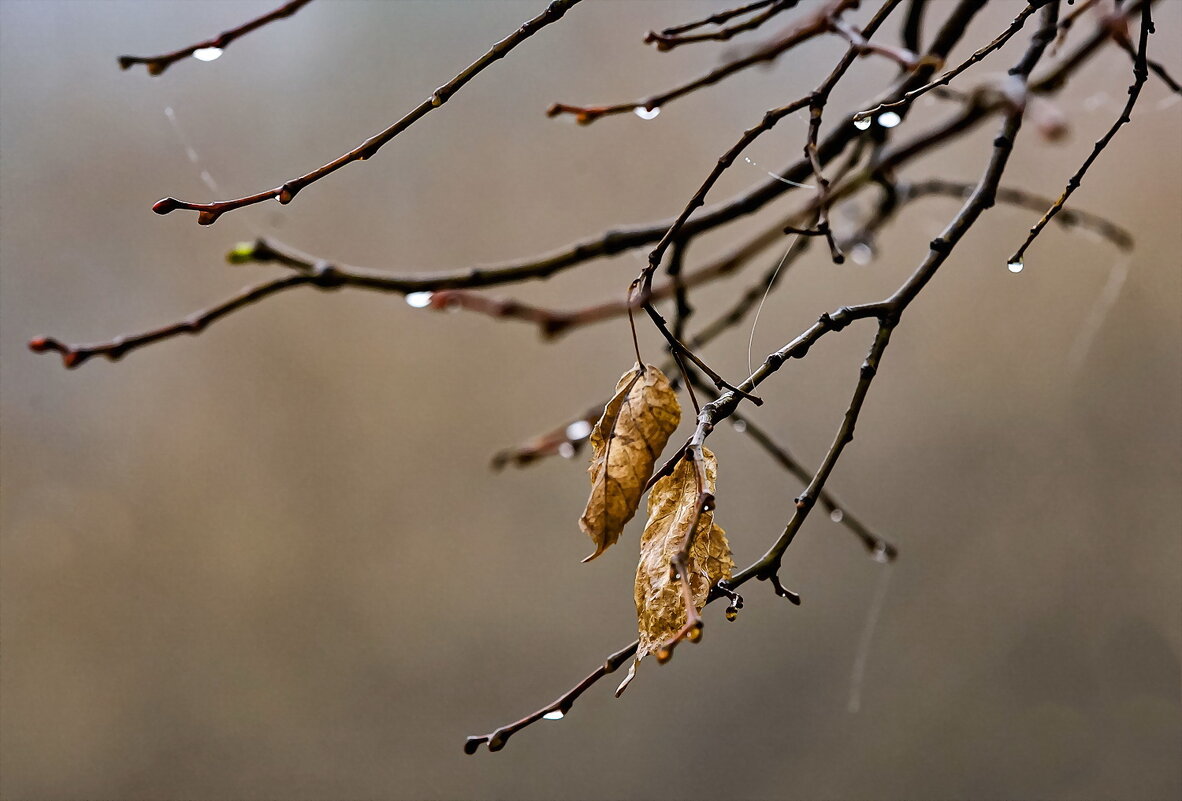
[463,641,639,753]
[152,0,584,224]
[900,0,928,54]
[118,0,314,76]
[645,0,799,50]
[29,274,317,368]
[1008,1,1152,266]
[903,179,1133,250]
[829,15,920,68]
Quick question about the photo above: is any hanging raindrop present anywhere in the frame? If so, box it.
[849,243,875,265]
[405,292,433,308]
[877,111,902,129]
[193,47,223,62]
[1007,259,1024,274]
[634,106,661,120]
[565,420,592,440]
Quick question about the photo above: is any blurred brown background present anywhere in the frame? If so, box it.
[2,2,1179,798]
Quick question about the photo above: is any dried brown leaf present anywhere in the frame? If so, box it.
[578,364,680,562]
[618,447,733,693]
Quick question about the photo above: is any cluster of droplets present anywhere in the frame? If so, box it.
[853,110,902,131]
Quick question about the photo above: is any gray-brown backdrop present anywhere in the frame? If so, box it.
[2,1,1179,798]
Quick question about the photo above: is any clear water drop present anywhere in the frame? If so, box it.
[731,419,747,433]
[405,291,433,308]
[872,542,891,563]
[1084,91,1110,112]
[565,420,592,441]
[830,508,845,523]
[1007,259,1024,274]
[542,709,565,721]
[634,106,661,120]
[849,243,875,265]
[193,47,223,62]
[558,442,576,459]
[877,111,902,129]
[853,116,872,131]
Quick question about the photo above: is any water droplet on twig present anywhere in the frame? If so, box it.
[830,508,845,523]
[634,106,661,120]
[877,111,902,129]
[565,420,592,441]
[849,243,875,265]
[542,709,565,721]
[1006,259,1024,274]
[193,47,223,62]
[405,291,433,308]
[853,116,873,131]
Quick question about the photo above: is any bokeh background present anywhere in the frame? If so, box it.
[2,2,1179,799]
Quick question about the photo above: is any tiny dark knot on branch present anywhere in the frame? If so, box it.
[118,55,169,76]
[928,237,951,253]
[825,308,856,331]
[276,183,300,205]
[311,262,345,289]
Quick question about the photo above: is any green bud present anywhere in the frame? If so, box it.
[226,242,256,264]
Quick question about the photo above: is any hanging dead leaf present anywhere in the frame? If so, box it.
[578,364,680,562]
[617,447,733,694]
